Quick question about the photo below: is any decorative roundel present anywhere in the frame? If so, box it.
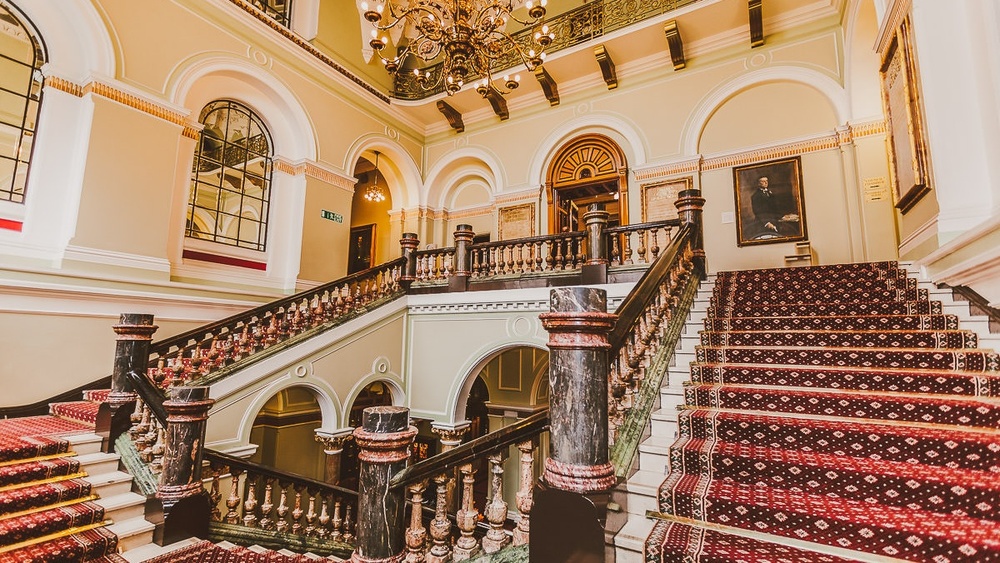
[294,364,307,378]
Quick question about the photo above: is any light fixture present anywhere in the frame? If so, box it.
[361,0,555,98]
[363,151,387,203]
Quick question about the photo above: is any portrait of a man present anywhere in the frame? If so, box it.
[733,157,807,246]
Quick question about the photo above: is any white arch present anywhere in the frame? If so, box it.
[423,147,507,207]
[227,376,343,450]
[449,341,548,423]
[167,55,316,162]
[342,373,406,428]
[344,135,423,210]
[682,66,850,155]
[527,113,648,187]
[17,1,115,82]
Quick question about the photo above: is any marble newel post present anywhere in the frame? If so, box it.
[157,386,215,543]
[450,224,474,292]
[532,287,617,562]
[399,232,419,287]
[101,314,158,450]
[674,188,706,272]
[582,203,610,284]
[352,406,417,563]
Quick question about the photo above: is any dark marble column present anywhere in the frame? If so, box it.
[399,232,419,286]
[110,313,158,404]
[582,203,610,284]
[351,406,417,563]
[450,224,474,292]
[674,188,706,271]
[538,287,616,493]
[157,386,215,543]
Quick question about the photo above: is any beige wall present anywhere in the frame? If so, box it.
[300,178,355,284]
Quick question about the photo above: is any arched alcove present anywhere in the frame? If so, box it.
[545,134,629,233]
[248,386,325,480]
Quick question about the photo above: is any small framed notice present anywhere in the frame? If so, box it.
[498,203,535,240]
[642,177,691,222]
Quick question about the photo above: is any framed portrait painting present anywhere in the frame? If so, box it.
[733,156,807,247]
[348,224,375,274]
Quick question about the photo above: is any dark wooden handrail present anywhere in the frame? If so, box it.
[204,449,358,499]
[608,222,694,350]
[125,370,168,425]
[150,258,407,359]
[470,231,586,250]
[604,218,680,236]
[389,409,549,490]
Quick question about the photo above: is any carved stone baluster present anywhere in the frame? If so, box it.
[453,463,479,561]
[141,418,158,463]
[515,242,525,272]
[532,241,543,271]
[259,478,275,530]
[208,473,223,522]
[650,228,661,259]
[291,488,304,534]
[225,470,242,524]
[637,228,649,263]
[149,425,165,473]
[317,496,331,539]
[425,473,451,563]
[404,480,428,562]
[305,493,318,536]
[482,451,510,553]
[513,439,536,546]
[243,475,259,528]
[344,502,356,544]
[276,486,290,533]
[623,232,634,264]
[330,497,343,541]
[554,237,565,270]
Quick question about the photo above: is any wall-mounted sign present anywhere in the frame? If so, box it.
[321,210,343,223]
[863,177,889,202]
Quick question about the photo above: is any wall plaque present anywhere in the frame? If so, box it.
[642,177,690,222]
[498,203,535,240]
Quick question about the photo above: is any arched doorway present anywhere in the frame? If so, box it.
[545,135,629,233]
[339,381,395,489]
[349,152,393,274]
[248,387,325,480]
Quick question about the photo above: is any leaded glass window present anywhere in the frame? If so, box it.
[187,100,273,252]
[0,1,46,204]
[248,0,292,28]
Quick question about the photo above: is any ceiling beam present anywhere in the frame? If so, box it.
[663,20,686,70]
[534,65,560,106]
[749,0,765,47]
[483,87,509,121]
[436,100,465,133]
[594,45,618,89]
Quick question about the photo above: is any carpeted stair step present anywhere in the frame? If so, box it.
[658,475,1000,561]
[690,363,1000,397]
[711,286,927,307]
[714,261,903,281]
[704,313,960,332]
[684,384,1000,427]
[666,437,1000,520]
[80,390,111,403]
[677,410,1000,473]
[707,299,942,318]
[695,345,1000,371]
[0,501,107,546]
[0,458,82,488]
[644,518,856,562]
[699,328,978,349]
[0,525,121,563]
[0,478,94,517]
[49,402,101,427]
[140,538,333,562]
[712,273,917,295]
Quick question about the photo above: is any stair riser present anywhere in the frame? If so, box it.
[712,288,927,306]
[713,275,917,295]
[667,444,1000,520]
[695,346,1000,372]
[708,301,942,318]
[704,314,960,332]
[686,386,1000,428]
[677,412,1000,473]
[700,330,977,349]
[690,364,1000,397]
[716,262,901,280]
[646,520,854,563]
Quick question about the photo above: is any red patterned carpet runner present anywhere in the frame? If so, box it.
[646,262,1000,562]
[144,539,329,562]
[0,394,121,561]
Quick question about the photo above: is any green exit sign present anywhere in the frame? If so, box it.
[321,210,343,223]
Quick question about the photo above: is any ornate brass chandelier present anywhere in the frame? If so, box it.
[363,151,387,203]
[361,0,555,97]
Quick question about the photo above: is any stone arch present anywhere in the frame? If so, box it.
[342,373,405,429]
[226,377,342,454]
[345,136,423,211]
[16,2,115,82]
[451,342,549,423]
[683,66,849,155]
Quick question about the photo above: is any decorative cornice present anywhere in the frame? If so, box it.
[702,135,840,171]
[876,0,912,56]
[634,158,702,182]
[494,189,542,206]
[446,205,493,221]
[44,76,84,97]
[849,119,888,139]
[273,160,356,191]
[181,125,202,140]
[45,75,192,130]
[226,0,390,104]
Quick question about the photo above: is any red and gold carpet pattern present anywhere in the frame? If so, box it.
[0,527,122,563]
[647,262,1000,562]
[145,539,331,562]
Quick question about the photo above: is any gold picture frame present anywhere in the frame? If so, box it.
[733,156,807,247]
[641,177,690,222]
[880,17,932,213]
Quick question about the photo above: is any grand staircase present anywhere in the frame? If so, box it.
[624,261,1000,562]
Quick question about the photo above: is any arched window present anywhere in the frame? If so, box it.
[187,100,273,251]
[0,0,46,204]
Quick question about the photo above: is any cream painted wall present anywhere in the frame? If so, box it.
[0,313,195,406]
[300,177,355,284]
[69,98,180,263]
[349,178,393,266]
